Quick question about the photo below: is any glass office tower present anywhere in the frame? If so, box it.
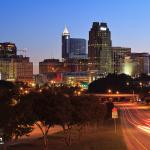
[88,22,113,75]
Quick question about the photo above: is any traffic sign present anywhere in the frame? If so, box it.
[112,107,117,112]
[112,107,118,119]
[112,107,118,133]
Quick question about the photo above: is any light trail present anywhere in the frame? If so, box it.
[117,103,150,150]
[137,125,150,134]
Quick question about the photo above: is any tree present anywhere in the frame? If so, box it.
[49,93,73,146]
[18,91,54,150]
[0,80,19,104]
[17,88,107,148]
[0,81,33,150]
[88,73,133,93]
[18,89,71,150]
[70,95,106,141]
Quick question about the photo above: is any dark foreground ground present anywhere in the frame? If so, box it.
[6,120,127,150]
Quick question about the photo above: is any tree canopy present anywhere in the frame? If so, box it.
[88,74,133,93]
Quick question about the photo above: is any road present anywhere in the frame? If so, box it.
[21,124,62,139]
[7,125,62,146]
[116,103,150,150]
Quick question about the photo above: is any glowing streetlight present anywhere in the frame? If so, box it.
[139,82,142,86]
[108,89,112,93]
[24,90,29,94]
[116,91,119,94]
[20,87,23,91]
[77,91,81,96]
[39,89,42,93]
[31,83,36,87]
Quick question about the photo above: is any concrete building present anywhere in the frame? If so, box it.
[0,56,33,82]
[131,53,150,76]
[39,59,64,74]
[122,56,136,76]
[63,58,88,72]
[38,58,89,85]
[39,58,88,75]
[117,53,150,77]
[39,59,65,84]
[0,42,33,82]
[112,47,131,74]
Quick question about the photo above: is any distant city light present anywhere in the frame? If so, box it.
[116,91,119,94]
[108,89,112,93]
[100,27,107,31]
[124,63,133,76]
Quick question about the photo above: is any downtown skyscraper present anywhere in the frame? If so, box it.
[88,22,113,75]
[62,26,87,60]
[62,26,70,59]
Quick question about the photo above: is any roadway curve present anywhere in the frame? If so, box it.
[117,103,150,150]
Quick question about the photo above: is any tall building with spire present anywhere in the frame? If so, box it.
[62,26,70,59]
[62,26,87,60]
[88,22,113,75]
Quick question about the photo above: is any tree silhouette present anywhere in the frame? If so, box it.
[0,81,32,150]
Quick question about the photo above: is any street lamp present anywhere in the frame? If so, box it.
[31,83,36,88]
[108,89,112,94]
[39,89,42,93]
[77,91,81,96]
[24,90,29,94]
[139,82,143,87]
[20,87,23,91]
[116,91,119,94]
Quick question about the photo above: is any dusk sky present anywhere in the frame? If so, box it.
[0,0,150,73]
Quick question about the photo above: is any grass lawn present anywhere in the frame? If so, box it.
[8,120,127,150]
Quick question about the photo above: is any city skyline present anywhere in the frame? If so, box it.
[0,1,150,149]
[0,0,150,73]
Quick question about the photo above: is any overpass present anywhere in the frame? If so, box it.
[94,93,139,101]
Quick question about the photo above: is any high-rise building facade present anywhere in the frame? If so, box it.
[39,59,64,74]
[13,56,33,82]
[0,42,33,82]
[0,56,33,82]
[0,42,17,57]
[63,58,88,72]
[122,56,136,76]
[88,22,113,75]
[112,47,131,74]
[69,38,86,59]
[131,53,149,75]
[62,26,70,59]
[62,26,87,60]
[0,58,14,80]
